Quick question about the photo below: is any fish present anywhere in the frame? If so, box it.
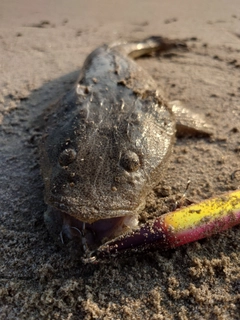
[40,36,211,253]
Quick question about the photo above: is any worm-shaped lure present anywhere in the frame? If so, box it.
[97,190,240,257]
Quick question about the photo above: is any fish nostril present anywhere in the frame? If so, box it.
[58,148,77,166]
[120,150,140,172]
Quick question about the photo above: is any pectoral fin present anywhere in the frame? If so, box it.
[169,100,213,137]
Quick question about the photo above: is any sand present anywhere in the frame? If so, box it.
[1,0,240,319]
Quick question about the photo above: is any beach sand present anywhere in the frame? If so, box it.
[1,1,240,319]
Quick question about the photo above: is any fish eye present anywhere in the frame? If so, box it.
[59,148,77,166]
[120,150,140,172]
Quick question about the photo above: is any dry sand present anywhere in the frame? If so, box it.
[1,0,240,319]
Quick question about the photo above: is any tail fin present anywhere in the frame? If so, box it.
[111,36,187,59]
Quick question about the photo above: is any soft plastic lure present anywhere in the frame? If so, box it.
[96,190,240,257]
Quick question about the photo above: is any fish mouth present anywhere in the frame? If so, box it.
[45,206,139,250]
[45,194,145,249]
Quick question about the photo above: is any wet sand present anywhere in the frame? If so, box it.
[1,1,240,319]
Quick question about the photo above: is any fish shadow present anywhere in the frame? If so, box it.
[0,69,79,236]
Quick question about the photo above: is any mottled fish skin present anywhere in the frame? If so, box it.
[40,37,178,224]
